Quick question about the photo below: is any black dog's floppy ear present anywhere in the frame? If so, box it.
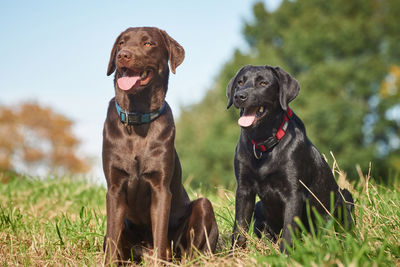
[226,75,236,109]
[226,65,248,109]
[159,29,185,74]
[107,31,124,76]
[273,66,300,112]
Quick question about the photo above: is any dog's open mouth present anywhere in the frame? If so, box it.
[117,68,153,91]
[238,106,266,127]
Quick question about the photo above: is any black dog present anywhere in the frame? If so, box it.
[226,65,355,252]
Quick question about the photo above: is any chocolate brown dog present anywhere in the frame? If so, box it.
[226,65,355,252]
[103,27,218,264]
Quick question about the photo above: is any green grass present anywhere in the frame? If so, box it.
[1,169,399,266]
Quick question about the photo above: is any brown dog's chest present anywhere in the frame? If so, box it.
[124,175,153,224]
[104,111,174,169]
[103,121,173,216]
[105,137,173,225]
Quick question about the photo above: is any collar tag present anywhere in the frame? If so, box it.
[253,143,263,159]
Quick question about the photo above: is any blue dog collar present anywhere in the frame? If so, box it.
[115,101,166,125]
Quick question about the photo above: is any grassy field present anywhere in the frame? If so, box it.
[1,165,399,266]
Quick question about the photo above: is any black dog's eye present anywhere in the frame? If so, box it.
[259,81,268,86]
[238,81,244,86]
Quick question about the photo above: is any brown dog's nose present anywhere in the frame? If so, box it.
[117,50,132,63]
[234,91,248,104]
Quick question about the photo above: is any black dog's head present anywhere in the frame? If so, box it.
[226,65,300,128]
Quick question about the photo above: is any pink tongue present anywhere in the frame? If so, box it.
[238,110,257,127]
[117,76,140,91]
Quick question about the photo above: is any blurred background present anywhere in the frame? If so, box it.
[1,0,399,191]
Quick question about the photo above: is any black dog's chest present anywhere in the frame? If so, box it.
[248,153,286,182]
[253,169,290,197]
[253,173,289,229]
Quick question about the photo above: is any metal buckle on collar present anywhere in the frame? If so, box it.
[282,120,289,131]
[120,111,127,125]
[253,143,263,159]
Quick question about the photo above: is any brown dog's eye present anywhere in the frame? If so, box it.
[238,81,243,86]
[119,40,125,46]
[259,81,268,86]
[144,42,152,47]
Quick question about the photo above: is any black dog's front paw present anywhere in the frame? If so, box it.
[231,233,247,249]
[279,241,288,254]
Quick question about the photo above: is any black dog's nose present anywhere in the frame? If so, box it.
[117,50,132,62]
[234,91,248,103]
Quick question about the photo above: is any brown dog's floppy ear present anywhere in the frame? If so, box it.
[159,29,185,74]
[273,66,300,112]
[107,32,124,76]
[226,65,248,109]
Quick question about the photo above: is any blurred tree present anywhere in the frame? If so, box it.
[176,0,400,190]
[0,102,89,175]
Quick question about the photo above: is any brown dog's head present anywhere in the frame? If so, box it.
[226,65,299,128]
[107,27,185,92]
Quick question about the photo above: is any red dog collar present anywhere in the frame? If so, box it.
[251,108,293,159]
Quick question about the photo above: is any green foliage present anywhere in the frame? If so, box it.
[176,0,400,190]
[0,174,106,265]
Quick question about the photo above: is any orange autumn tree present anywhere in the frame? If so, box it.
[0,102,89,175]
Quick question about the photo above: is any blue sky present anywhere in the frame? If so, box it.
[0,0,280,179]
